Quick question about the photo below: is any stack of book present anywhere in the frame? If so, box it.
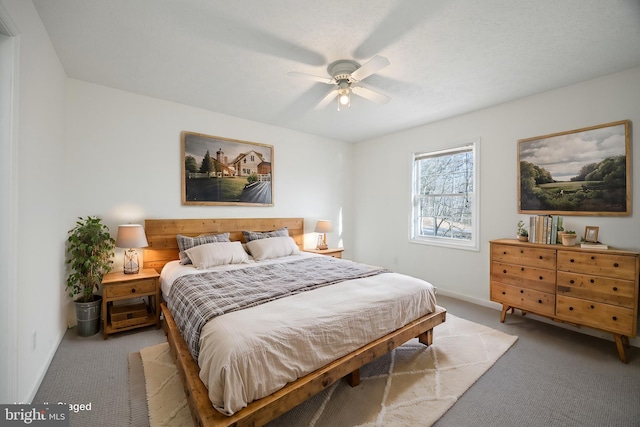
[528,215,562,244]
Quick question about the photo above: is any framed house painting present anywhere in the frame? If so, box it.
[182,131,274,206]
[518,120,631,216]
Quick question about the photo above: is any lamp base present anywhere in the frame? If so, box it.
[124,250,140,274]
[316,234,328,250]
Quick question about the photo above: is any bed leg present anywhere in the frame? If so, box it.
[418,328,433,346]
[346,369,360,387]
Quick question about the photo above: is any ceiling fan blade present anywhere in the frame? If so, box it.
[314,88,338,110]
[350,55,390,82]
[351,85,391,104]
[287,71,334,84]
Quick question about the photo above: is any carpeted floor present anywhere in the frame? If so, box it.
[132,314,517,427]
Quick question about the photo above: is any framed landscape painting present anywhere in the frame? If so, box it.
[518,120,631,216]
[182,131,274,206]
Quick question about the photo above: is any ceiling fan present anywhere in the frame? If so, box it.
[288,55,391,111]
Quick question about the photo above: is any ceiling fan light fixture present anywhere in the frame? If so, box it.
[337,82,351,111]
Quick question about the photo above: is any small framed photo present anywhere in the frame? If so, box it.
[584,226,599,243]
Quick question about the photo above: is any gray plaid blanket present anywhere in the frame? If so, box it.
[167,256,389,359]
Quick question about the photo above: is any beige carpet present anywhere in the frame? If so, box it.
[136,314,517,427]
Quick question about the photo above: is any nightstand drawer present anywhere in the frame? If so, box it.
[103,278,156,298]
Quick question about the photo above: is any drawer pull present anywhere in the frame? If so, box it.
[502,291,506,295]
[613,287,618,291]
[613,263,619,268]
[521,267,524,271]
[590,305,594,309]
[539,255,543,259]
[538,299,542,304]
[520,250,524,254]
[520,290,524,294]
[591,256,595,260]
[503,251,507,255]
[612,316,618,321]
[503,269,507,274]
[539,276,543,280]
[131,288,136,294]
[570,259,575,263]
[569,307,574,311]
[570,279,575,284]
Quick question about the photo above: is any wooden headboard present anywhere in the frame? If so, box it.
[143,218,304,272]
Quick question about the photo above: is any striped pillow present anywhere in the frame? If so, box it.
[242,227,289,242]
[176,233,230,264]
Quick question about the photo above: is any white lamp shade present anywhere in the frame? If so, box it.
[115,224,149,248]
[314,220,332,233]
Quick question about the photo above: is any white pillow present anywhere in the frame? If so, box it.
[184,241,249,269]
[246,236,300,261]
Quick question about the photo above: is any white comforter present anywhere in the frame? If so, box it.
[161,254,437,416]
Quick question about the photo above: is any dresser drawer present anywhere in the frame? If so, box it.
[103,278,156,298]
[490,282,555,317]
[556,295,635,336]
[557,251,637,280]
[557,271,636,308]
[491,261,555,293]
[492,244,556,269]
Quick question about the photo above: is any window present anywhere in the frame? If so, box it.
[411,140,479,250]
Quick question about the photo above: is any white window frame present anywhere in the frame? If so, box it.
[410,139,480,251]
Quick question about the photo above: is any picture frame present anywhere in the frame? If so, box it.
[182,131,274,206]
[584,226,599,243]
[518,120,631,216]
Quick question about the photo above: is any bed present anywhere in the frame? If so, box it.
[144,218,446,427]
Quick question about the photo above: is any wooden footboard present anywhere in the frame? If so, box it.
[161,303,447,427]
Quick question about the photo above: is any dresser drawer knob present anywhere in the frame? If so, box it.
[613,263,619,268]
[521,267,524,271]
[539,255,543,259]
[502,291,506,295]
[591,256,595,260]
[520,290,524,294]
[612,316,618,321]
[569,307,574,311]
[590,305,594,309]
[613,287,618,291]
[570,279,575,284]
[570,259,575,263]
[520,250,524,254]
[503,251,507,255]
[539,276,543,280]
[131,288,136,293]
[538,299,542,304]
[503,269,507,274]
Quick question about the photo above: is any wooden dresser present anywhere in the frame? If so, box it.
[490,239,639,362]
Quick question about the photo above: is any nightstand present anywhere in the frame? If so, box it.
[101,268,160,339]
[304,248,344,258]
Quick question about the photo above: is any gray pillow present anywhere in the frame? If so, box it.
[176,232,230,264]
[242,227,289,242]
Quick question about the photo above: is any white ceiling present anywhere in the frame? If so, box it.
[33,0,640,143]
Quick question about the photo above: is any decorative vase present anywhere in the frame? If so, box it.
[561,234,577,247]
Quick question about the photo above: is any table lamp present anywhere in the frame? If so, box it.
[115,224,149,274]
[314,220,332,250]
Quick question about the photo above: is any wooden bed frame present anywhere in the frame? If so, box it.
[144,218,447,427]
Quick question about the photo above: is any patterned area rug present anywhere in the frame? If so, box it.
[133,314,517,427]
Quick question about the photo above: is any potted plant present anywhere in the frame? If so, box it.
[561,230,577,246]
[516,220,528,242]
[66,216,115,336]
